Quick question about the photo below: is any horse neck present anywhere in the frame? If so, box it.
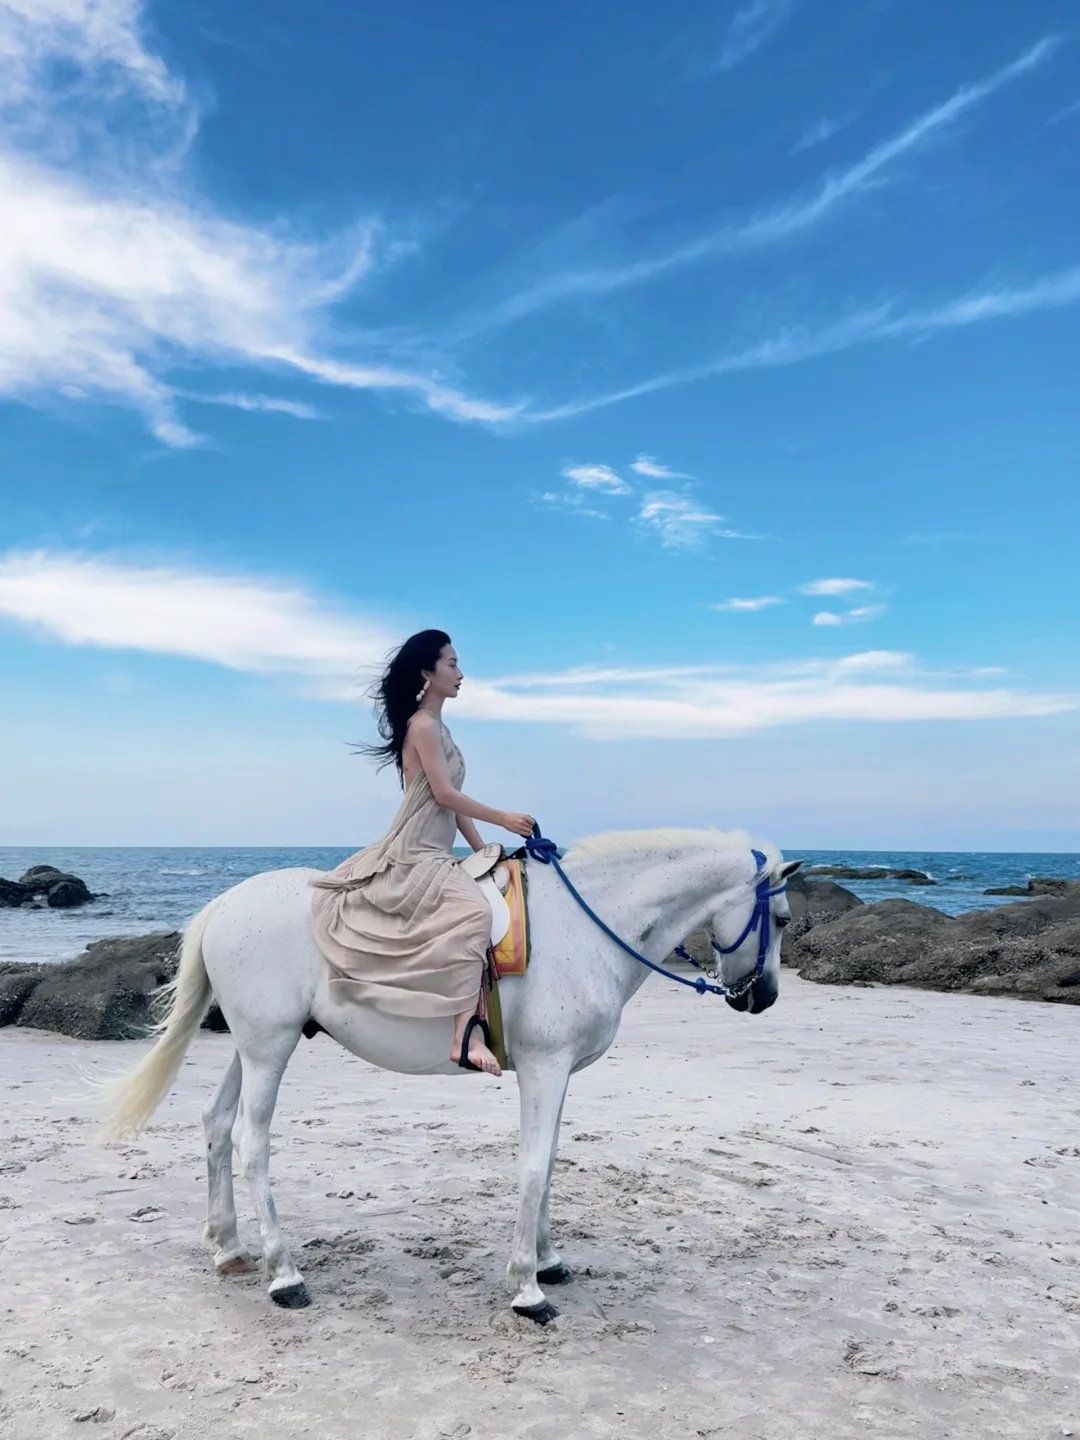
[565,846,749,990]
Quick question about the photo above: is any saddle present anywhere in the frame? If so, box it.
[456,846,531,1070]
[457,843,512,948]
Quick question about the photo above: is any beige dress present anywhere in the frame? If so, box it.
[309,723,490,1018]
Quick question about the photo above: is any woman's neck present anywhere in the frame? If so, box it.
[418,697,445,721]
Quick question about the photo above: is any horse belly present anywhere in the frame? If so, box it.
[312,979,463,1076]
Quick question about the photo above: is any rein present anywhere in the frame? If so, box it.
[524,828,787,1001]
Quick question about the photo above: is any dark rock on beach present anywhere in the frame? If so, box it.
[0,865,96,908]
[785,882,1080,1005]
[0,933,229,1041]
[984,877,1073,898]
[804,865,936,886]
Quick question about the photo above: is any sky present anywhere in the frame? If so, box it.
[2,0,1079,851]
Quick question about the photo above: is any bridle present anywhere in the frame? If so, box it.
[525,831,787,1002]
[676,847,789,1001]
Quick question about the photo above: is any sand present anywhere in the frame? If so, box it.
[0,975,1077,1439]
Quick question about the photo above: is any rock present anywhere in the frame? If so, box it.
[46,876,95,908]
[786,883,1080,1004]
[1,864,96,908]
[0,877,26,906]
[785,874,863,938]
[0,932,229,1040]
[804,865,936,886]
[985,877,1074,898]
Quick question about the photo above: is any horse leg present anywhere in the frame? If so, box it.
[202,1052,254,1275]
[507,1058,572,1323]
[535,1081,571,1285]
[233,1037,309,1307]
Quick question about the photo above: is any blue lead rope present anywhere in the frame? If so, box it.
[524,828,786,1000]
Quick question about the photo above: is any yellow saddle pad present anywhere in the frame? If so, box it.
[480,859,530,1071]
[491,859,529,979]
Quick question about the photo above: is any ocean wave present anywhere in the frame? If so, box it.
[159,868,207,877]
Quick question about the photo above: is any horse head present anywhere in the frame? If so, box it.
[708,855,802,1015]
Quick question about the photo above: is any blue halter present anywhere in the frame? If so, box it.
[524,829,787,1001]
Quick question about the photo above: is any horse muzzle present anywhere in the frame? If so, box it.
[725,977,778,1015]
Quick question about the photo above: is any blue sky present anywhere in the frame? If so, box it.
[2,0,1079,849]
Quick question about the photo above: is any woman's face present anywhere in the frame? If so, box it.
[425,644,463,700]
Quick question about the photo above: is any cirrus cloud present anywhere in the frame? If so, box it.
[0,0,515,446]
[812,605,884,627]
[801,578,874,597]
[714,596,784,612]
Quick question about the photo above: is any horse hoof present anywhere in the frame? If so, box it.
[536,1263,572,1286]
[215,1252,256,1277]
[270,1280,311,1309]
[513,1300,558,1326]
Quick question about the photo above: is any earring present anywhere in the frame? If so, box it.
[415,678,430,704]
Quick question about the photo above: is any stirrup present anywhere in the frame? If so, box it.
[457,1014,494,1071]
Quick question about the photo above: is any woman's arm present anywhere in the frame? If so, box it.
[408,712,532,837]
[457,816,485,852]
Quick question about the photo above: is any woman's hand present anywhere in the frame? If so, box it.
[500,811,535,839]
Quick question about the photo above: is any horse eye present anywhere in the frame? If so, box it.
[775,915,790,929]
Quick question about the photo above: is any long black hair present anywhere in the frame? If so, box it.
[356,629,451,780]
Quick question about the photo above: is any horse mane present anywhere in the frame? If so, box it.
[564,827,782,871]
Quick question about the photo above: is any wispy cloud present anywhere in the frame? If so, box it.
[630,454,692,480]
[459,652,1071,738]
[2,551,1070,738]
[714,596,785,612]
[812,605,883,627]
[712,0,794,74]
[801,578,873,597]
[637,493,742,549]
[0,1,513,444]
[562,463,631,494]
[1044,97,1080,129]
[537,489,610,522]
[546,459,743,549]
[792,114,854,154]
[535,264,1080,421]
[474,38,1058,333]
[0,550,395,676]
[181,391,324,420]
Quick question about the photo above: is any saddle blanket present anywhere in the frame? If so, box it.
[479,858,529,1070]
[491,858,529,979]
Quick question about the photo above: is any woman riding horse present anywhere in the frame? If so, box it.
[310,630,534,1076]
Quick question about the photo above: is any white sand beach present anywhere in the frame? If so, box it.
[0,975,1077,1439]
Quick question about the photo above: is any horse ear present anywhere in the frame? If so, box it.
[779,860,802,879]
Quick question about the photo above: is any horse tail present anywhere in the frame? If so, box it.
[100,895,224,1142]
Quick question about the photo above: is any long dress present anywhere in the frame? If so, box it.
[309,722,490,1018]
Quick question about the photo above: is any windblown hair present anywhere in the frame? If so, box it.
[356,629,451,780]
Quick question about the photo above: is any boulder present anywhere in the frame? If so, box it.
[0,878,25,907]
[786,883,1080,1004]
[804,865,936,886]
[0,933,229,1040]
[785,873,863,939]
[985,877,1074,898]
[45,877,96,908]
[1,865,96,908]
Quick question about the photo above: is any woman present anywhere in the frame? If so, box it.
[310,631,534,1076]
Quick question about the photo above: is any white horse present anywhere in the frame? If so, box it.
[103,828,800,1322]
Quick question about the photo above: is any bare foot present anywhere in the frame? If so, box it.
[451,1035,502,1076]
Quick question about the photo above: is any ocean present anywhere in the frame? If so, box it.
[2,845,1079,967]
